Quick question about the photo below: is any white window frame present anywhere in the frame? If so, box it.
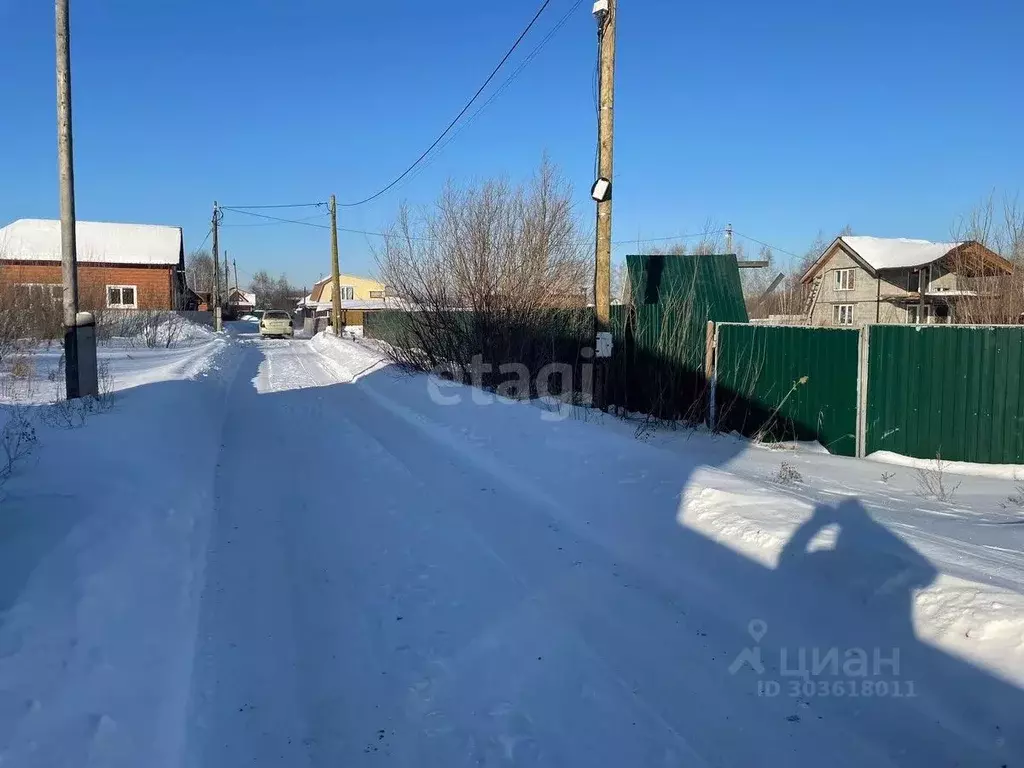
[339,285,355,301]
[907,304,930,325]
[106,285,138,309]
[833,303,854,325]
[834,268,856,291]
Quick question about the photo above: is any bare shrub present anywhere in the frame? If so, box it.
[96,310,188,348]
[40,356,114,427]
[0,352,41,486]
[880,471,896,483]
[1001,483,1024,510]
[374,159,592,395]
[41,356,88,429]
[772,462,803,485]
[752,376,809,444]
[90,360,115,412]
[914,453,962,503]
[0,404,37,483]
[0,279,64,359]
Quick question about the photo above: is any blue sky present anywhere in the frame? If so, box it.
[1,0,1021,288]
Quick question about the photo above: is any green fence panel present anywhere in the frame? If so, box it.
[866,325,1024,463]
[715,324,860,456]
[609,254,749,420]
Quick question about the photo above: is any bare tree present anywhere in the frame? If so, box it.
[949,192,1023,323]
[743,244,778,318]
[373,159,592,387]
[248,271,299,310]
[612,262,631,305]
[185,249,215,294]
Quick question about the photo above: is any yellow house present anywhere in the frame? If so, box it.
[309,273,386,304]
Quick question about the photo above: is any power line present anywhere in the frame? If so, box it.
[221,211,331,228]
[612,229,725,246]
[390,0,587,195]
[219,202,327,210]
[339,0,554,208]
[732,231,801,259]
[193,226,213,251]
[220,205,435,241]
[220,207,332,230]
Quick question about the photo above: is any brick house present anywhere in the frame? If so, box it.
[0,218,186,310]
[801,235,1012,327]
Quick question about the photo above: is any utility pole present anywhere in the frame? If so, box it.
[233,259,239,299]
[329,194,342,336]
[725,223,734,255]
[223,250,230,316]
[212,202,222,331]
[592,0,617,408]
[56,0,96,399]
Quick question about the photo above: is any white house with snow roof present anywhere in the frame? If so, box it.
[800,235,1012,327]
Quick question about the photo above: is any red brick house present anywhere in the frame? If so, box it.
[0,218,186,310]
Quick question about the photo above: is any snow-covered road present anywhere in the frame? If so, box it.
[182,331,1023,767]
[2,325,1022,767]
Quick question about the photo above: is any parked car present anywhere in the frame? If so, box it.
[259,310,294,338]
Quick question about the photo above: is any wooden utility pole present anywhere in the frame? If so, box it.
[224,250,230,302]
[56,0,96,398]
[233,259,239,299]
[593,0,617,408]
[212,202,222,331]
[329,194,342,336]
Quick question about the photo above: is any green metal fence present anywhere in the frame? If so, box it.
[365,309,1024,463]
[609,254,749,420]
[866,325,1024,464]
[714,324,860,456]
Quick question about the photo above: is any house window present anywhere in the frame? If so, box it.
[907,267,930,293]
[834,268,856,291]
[339,286,354,301]
[907,304,930,325]
[369,290,385,299]
[833,304,854,325]
[106,285,137,309]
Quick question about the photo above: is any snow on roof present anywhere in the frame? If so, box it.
[308,298,411,312]
[0,218,183,266]
[229,290,256,306]
[840,236,961,271]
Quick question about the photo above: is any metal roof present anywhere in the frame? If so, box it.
[0,218,183,266]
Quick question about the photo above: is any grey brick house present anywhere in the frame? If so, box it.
[800,235,1012,327]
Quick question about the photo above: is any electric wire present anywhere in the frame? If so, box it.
[338,0,555,208]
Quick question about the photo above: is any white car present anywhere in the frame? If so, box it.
[259,310,294,338]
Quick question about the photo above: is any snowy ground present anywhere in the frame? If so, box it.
[0,323,1022,767]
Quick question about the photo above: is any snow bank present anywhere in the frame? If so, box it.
[680,467,1024,687]
[868,450,1023,480]
[309,330,387,382]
